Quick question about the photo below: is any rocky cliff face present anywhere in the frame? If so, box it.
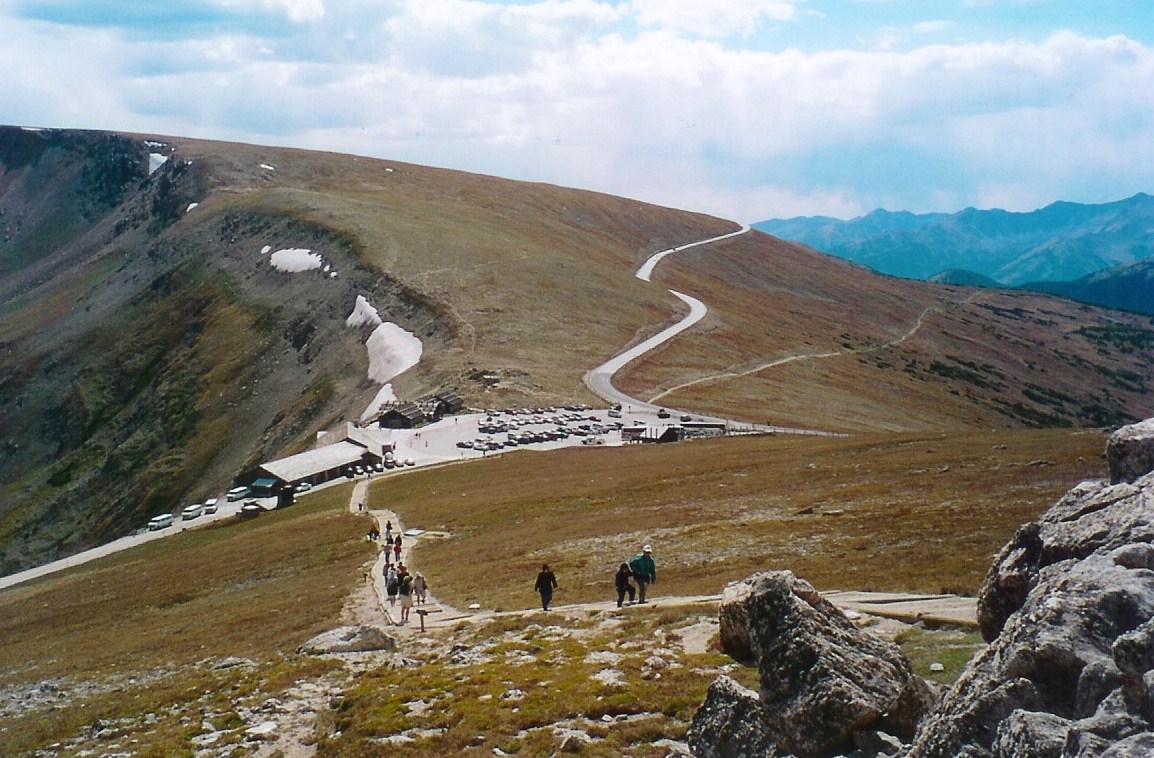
[692,418,1154,757]
[0,129,445,572]
[911,417,1154,757]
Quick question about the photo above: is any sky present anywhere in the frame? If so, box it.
[2,1,1153,221]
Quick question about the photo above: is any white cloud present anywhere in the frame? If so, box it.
[628,0,804,37]
[0,3,1150,220]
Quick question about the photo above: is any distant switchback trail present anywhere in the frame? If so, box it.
[648,293,982,405]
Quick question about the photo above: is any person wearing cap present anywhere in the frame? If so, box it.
[628,545,656,603]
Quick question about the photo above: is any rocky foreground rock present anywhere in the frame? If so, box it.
[909,419,1154,756]
[691,417,1154,757]
[687,571,935,757]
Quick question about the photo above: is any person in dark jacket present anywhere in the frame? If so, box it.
[534,563,558,611]
[615,563,636,607]
[628,544,656,603]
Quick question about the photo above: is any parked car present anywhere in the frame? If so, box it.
[608,409,622,418]
[680,414,692,422]
[181,503,203,520]
[295,482,312,492]
[203,498,219,514]
[657,408,670,418]
[226,486,250,501]
[239,501,262,519]
[147,514,174,531]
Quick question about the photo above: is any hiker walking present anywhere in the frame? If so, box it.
[386,564,399,606]
[392,535,403,564]
[413,572,428,604]
[615,562,636,607]
[399,573,414,623]
[384,520,393,543]
[383,534,394,564]
[628,545,656,603]
[534,563,558,611]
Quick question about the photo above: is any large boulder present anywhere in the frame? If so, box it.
[908,546,1154,757]
[911,420,1154,756]
[299,625,396,654]
[687,676,778,758]
[978,419,1154,642]
[1107,418,1154,485]
[688,571,935,758]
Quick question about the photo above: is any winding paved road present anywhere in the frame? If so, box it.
[584,223,834,436]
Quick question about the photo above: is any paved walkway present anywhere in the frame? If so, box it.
[349,481,979,635]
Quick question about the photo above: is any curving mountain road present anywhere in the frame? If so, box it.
[583,224,834,436]
[584,225,747,414]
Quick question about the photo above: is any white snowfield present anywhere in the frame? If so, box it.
[346,293,424,418]
[366,323,423,384]
[270,248,324,272]
[346,294,382,327]
[148,153,168,175]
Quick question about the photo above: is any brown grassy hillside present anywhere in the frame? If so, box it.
[621,232,1154,432]
[1,126,1151,575]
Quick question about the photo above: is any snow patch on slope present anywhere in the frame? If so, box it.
[270,248,324,272]
[346,295,424,419]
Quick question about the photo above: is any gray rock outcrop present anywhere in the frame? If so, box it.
[299,625,396,654]
[978,421,1154,642]
[688,571,935,757]
[908,418,1154,756]
[908,546,1154,756]
[1106,418,1154,485]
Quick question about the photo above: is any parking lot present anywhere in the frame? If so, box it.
[380,402,709,468]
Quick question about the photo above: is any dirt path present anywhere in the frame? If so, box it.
[345,482,977,635]
[649,293,982,405]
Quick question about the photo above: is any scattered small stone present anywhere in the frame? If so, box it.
[929,662,945,673]
[245,721,278,740]
[559,731,588,752]
[592,669,626,687]
[212,656,256,670]
[300,625,396,654]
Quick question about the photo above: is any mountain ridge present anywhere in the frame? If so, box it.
[755,192,1154,287]
[2,127,1153,575]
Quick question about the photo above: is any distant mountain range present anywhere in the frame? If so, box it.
[755,194,1154,314]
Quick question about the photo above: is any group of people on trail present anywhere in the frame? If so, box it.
[384,561,429,624]
[366,517,429,625]
[534,544,657,611]
[370,503,660,622]
[368,519,406,565]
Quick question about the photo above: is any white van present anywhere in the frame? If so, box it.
[226,486,250,502]
[203,498,219,514]
[147,514,175,531]
[181,503,203,520]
